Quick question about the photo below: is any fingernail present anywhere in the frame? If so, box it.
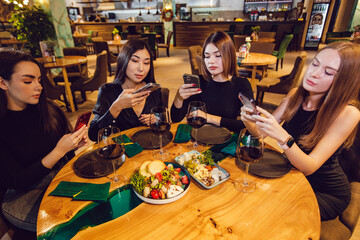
[192,84,196,87]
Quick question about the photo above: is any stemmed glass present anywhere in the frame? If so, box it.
[187,101,207,150]
[98,126,127,186]
[150,106,171,160]
[234,129,264,193]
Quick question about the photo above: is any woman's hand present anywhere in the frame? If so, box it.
[252,106,289,142]
[55,125,88,154]
[240,105,259,124]
[138,113,157,126]
[110,89,150,118]
[173,84,201,108]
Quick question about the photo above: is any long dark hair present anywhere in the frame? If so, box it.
[113,39,155,85]
[0,48,71,140]
[200,31,238,81]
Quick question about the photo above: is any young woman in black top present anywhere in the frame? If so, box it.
[0,49,87,231]
[88,39,164,141]
[241,41,360,221]
[171,31,253,132]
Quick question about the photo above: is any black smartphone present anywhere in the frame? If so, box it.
[183,74,200,88]
[73,111,91,132]
[238,92,259,115]
[133,83,160,94]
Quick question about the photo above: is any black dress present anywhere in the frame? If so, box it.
[170,75,253,133]
[88,82,163,141]
[282,107,351,221]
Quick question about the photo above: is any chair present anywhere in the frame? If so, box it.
[92,41,117,76]
[272,34,293,71]
[256,51,307,103]
[187,45,202,75]
[141,33,157,60]
[250,42,275,55]
[258,32,276,39]
[320,125,360,240]
[154,25,163,43]
[71,51,107,102]
[127,25,137,35]
[233,35,246,51]
[225,24,236,41]
[156,31,173,57]
[161,87,170,108]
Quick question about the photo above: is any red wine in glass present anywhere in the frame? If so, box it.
[150,122,171,135]
[187,116,206,129]
[186,101,207,150]
[99,144,124,161]
[150,106,170,159]
[239,146,262,163]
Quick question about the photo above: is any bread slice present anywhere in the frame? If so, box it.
[139,161,151,177]
[147,160,166,176]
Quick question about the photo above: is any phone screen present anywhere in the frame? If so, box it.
[73,112,91,132]
[183,74,200,88]
[238,93,259,115]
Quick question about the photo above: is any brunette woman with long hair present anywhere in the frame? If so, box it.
[241,41,360,221]
[0,49,87,231]
[88,39,164,141]
[171,31,253,132]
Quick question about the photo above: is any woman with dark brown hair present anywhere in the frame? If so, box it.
[241,41,360,221]
[171,31,253,132]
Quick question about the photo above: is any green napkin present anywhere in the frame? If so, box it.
[174,124,193,143]
[49,181,110,202]
[221,141,237,156]
[113,134,143,158]
[209,133,239,162]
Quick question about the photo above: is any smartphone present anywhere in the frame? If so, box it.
[73,111,91,132]
[238,92,259,115]
[183,74,200,88]
[133,83,160,94]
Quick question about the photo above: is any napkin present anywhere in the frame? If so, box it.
[173,124,193,143]
[209,133,239,162]
[49,181,111,202]
[113,134,143,158]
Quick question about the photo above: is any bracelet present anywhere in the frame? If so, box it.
[277,135,295,150]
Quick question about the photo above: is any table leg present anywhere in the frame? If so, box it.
[251,66,257,90]
[61,67,76,112]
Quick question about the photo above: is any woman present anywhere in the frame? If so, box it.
[88,39,164,141]
[241,41,360,221]
[171,31,253,132]
[0,49,88,231]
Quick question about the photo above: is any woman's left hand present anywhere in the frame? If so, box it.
[139,114,157,126]
[252,106,289,141]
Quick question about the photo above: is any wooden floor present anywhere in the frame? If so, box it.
[63,47,360,240]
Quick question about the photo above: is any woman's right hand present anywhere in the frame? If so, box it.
[177,84,201,101]
[110,89,150,118]
[240,105,258,123]
[55,125,88,154]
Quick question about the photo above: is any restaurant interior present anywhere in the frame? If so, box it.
[0,0,359,239]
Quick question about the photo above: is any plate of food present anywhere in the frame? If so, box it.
[130,160,191,204]
[175,151,230,189]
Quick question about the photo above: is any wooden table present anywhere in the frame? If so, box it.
[237,52,277,89]
[37,56,87,112]
[0,39,26,50]
[107,40,128,53]
[37,123,320,239]
[73,33,91,46]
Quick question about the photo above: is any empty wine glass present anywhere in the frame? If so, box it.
[234,129,264,193]
[150,106,171,160]
[98,126,127,187]
[187,101,207,150]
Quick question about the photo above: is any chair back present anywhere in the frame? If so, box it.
[154,25,163,34]
[234,35,246,51]
[289,51,307,88]
[0,31,12,39]
[161,87,170,108]
[127,25,137,35]
[188,45,202,75]
[250,42,275,55]
[166,31,173,46]
[277,34,293,59]
[41,67,64,100]
[63,47,88,76]
[259,32,276,39]
[92,41,117,64]
[141,33,156,59]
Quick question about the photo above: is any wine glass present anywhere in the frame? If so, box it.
[234,129,264,193]
[98,126,127,187]
[187,101,207,150]
[150,106,171,160]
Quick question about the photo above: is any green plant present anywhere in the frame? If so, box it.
[251,26,260,33]
[10,5,56,57]
[112,28,119,36]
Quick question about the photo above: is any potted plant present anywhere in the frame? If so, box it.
[112,27,121,43]
[251,26,260,41]
[10,5,56,57]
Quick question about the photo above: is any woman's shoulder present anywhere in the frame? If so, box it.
[231,76,251,86]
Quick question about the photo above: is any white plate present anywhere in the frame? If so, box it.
[131,162,191,205]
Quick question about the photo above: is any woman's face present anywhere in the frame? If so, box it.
[204,43,224,78]
[302,48,340,95]
[125,48,151,84]
[0,61,42,110]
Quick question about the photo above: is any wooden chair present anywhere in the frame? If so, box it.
[187,45,202,75]
[320,125,360,240]
[256,51,307,103]
[71,51,107,102]
[272,34,293,71]
[234,35,246,51]
[156,31,173,57]
[249,42,276,77]
[258,31,276,39]
[161,88,170,108]
[92,41,117,76]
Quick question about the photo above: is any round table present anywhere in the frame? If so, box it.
[37,123,320,239]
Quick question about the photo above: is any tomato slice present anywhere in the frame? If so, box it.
[174,168,181,173]
[150,189,159,199]
[155,172,162,182]
[181,175,189,184]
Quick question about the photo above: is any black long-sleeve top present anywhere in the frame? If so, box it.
[171,75,253,132]
[0,105,73,201]
[88,82,163,141]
